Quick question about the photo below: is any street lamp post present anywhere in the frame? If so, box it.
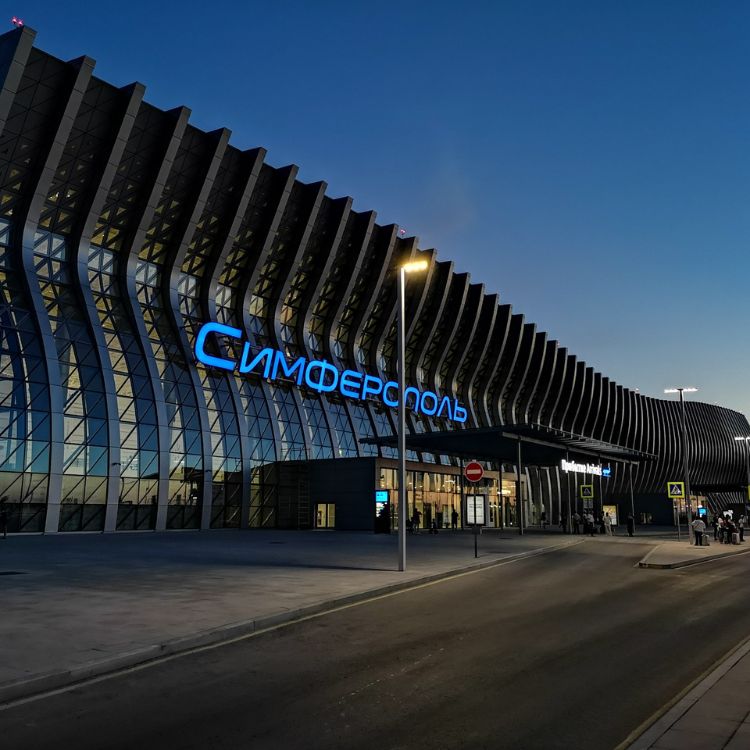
[665,387,698,544]
[398,259,428,571]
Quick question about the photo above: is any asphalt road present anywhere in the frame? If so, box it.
[4,540,750,750]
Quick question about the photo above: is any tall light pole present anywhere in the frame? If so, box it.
[398,259,428,571]
[665,387,698,543]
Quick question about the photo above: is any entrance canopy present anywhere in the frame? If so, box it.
[362,423,655,467]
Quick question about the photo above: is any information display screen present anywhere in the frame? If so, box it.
[602,504,618,526]
[466,495,485,525]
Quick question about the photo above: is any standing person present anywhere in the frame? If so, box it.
[572,512,581,535]
[604,512,613,536]
[541,510,547,530]
[412,507,421,534]
[726,518,737,544]
[739,515,746,543]
[711,513,719,541]
[626,513,635,537]
[451,508,459,530]
[691,516,706,546]
[587,512,596,537]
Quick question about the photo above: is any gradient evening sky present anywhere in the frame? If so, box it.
[14,1,750,416]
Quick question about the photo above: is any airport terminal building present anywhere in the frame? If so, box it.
[0,25,748,535]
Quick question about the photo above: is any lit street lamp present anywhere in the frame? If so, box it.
[398,259,428,571]
[665,387,698,543]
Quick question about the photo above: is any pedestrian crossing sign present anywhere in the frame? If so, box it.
[580,484,594,499]
[667,482,685,499]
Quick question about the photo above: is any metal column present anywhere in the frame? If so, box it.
[679,389,694,543]
[565,450,572,533]
[516,440,524,536]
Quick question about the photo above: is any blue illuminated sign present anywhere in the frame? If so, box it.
[602,466,611,477]
[375,490,389,504]
[194,322,467,423]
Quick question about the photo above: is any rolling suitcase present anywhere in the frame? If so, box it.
[702,535,710,546]
[733,532,740,545]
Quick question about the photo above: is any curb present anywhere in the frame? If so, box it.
[638,544,750,569]
[0,538,582,706]
[617,633,750,750]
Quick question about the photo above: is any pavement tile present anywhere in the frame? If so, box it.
[688,696,750,722]
[651,728,731,750]
[704,681,750,702]
[724,724,750,750]
[670,714,739,738]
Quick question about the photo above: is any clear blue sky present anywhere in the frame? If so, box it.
[14,1,750,416]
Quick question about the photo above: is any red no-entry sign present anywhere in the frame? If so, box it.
[464,461,484,483]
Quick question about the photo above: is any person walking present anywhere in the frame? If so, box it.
[626,513,635,537]
[739,515,746,543]
[587,512,596,537]
[541,510,547,530]
[691,516,706,546]
[572,512,581,535]
[604,512,613,536]
[451,508,459,530]
[711,513,719,541]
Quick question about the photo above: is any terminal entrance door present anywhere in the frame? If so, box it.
[315,503,335,529]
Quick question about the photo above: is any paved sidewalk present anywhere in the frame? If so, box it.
[627,638,750,750]
[639,541,750,569]
[0,529,581,702]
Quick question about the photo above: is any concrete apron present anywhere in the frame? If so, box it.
[0,538,582,706]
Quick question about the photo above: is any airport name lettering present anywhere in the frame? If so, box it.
[194,322,467,423]
[560,459,606,476]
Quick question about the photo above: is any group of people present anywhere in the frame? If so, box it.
[406,507,460,534]
[690,513,746,546]
[561,511,636,537]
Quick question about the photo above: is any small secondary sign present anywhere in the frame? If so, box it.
[464,461,484,483]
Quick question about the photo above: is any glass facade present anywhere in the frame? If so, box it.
[0,28,748,535]
[377,466,501,531]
